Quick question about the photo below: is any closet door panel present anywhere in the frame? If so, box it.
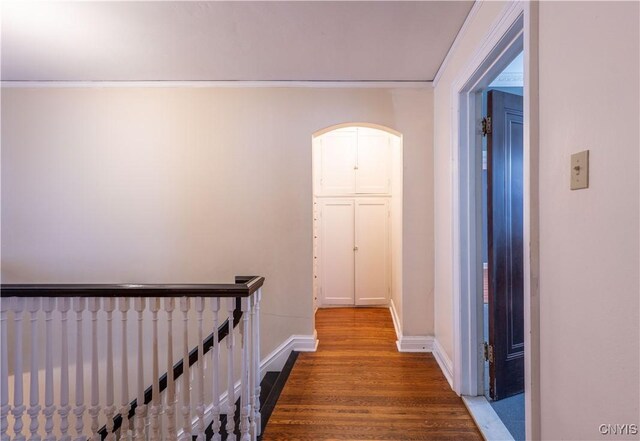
[355,199,390,305]
[320,200,355,305]
[356,130,390,194]
[320,130,357,195]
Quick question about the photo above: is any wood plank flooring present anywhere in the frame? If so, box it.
[262,308,482,440]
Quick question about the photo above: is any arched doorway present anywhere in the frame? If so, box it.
[311,123,403,319]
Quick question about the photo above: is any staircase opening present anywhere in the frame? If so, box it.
[1,277,269,441]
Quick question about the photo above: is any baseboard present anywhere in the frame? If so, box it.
[396,335,434,352]
[389,325,453,389]
[259,351,299,434]
[433,338,454,388]
[388,299,402,342]
[259,331,318,375]
[389,301,435,353]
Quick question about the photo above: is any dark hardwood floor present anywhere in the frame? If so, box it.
[262,307,482,440]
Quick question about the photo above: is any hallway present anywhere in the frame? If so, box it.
[262,308,482,440]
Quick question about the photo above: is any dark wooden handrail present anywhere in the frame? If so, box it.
[0,275,265,298]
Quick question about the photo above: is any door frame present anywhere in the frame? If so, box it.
[450,1,540,439]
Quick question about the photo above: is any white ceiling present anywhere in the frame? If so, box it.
[1,1,474,82]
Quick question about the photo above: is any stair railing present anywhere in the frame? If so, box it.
[0,276,264,441]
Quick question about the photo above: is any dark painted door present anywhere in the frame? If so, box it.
[487,90,524,400]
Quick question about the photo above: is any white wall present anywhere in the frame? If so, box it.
[434,1,639,439]
[433,0,507,364]
[1,86,435,358]
[538,2,639,439]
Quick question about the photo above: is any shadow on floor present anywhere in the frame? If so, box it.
[489,393,525,441]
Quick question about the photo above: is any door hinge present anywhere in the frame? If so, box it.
[483,342,494,363]
[481,116,492,136]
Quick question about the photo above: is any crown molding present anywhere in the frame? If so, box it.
[433,0,483,88]
[0,80,432,89]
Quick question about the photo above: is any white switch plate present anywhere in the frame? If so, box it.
[570,150,589,190]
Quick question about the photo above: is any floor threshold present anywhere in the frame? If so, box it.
[462,395,514,441]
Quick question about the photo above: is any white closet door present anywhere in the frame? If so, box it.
[320,200,355,305]
[356,129,390,194]
[355,199,390,305]
[320,130,357,195]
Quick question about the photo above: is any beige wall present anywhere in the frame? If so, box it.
[434,1,639,439]
[538,2,639,439]
[1,86,435,357]
[390,133,403,327]
[394,89,434,337]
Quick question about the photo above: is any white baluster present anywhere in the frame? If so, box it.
[119,298,131,441]
[87,298,101,441]
[239,297,251,441]
[42,299,56,441]
[148,298,161,441]
[12,297,26,441]
[251,288,262,439]
[0,298,10,441]
[179,298,191,441]
[102,299,116,441]
[248,294,256,441]
[210,298,221,441]
[195,298,206,441]
[73,297,87,441]
[164,298,177,441]
[134,298,146,441]
[226,298,236,441]
[58,298,72,441]
[27,298,41,441]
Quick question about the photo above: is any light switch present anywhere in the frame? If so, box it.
[570,150,589,190]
